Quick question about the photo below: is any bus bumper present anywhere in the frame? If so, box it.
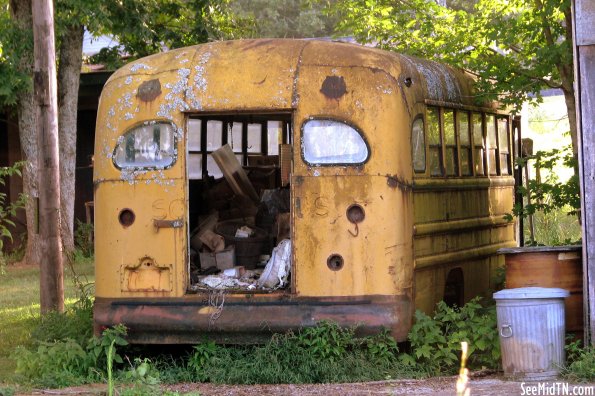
[93,294,413,343]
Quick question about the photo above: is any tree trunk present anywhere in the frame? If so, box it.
[57,24,84,256]
[32,0,64,313]
[9,0,45,268]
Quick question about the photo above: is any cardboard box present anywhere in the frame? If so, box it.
[199,245,235,270]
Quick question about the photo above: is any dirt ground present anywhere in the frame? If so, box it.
[16,373,594,396]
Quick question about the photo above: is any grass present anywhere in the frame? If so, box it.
[0,254,94,381]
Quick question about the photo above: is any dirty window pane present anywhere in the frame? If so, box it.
[486,114,497,175]
[188,119,201,151]
[188,153,202,179]
[458,111,472,176]
[247,123,262,153]
[302,119,368,164]
[486,115,497,149]
[444,110,457,176]
[206,120,222,151]
[472,113,485,176]
[427,107,442,176]
[461,149,471,176]
[429,148,442,176]
[113,122,175,169]
[444,110,455,145]
[427,107,440,145]
[498,117,509,152]
[412,117,425,173]
[227,122,243,153]
[474,148,484,175]
[458,111,470,146]
[206,154,223,179]
[267,121,281,155]
[498,117,511,175]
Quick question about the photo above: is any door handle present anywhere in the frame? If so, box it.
[153,219,183,229]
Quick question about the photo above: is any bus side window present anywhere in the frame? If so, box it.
[188,119,202,179]
[458,111,472,176]
[443,110,457,176]
[486,114,498,176]
[498,117,511,175]
[427,107,442,176]
[472,112,485,176]
[267,121,281,155]
[412,117,426,173]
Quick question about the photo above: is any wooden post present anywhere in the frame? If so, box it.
[573,0,595,346]
[32,0,64,313]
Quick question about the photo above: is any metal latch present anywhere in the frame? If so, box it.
[153,219,183,229]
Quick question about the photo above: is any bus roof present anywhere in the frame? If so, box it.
[103,38,491,115]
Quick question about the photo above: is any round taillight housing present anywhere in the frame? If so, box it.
[327,254,344,271]
[346,204,365,224]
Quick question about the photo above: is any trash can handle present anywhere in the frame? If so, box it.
[500,324,513,338]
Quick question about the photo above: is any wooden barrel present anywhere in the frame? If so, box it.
[499,246,583,336]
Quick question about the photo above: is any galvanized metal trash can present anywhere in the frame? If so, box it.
[493,287,569,380]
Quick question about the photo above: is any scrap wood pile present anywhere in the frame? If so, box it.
[189,145,291,292]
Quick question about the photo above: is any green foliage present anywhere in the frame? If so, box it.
[0,3,33,107]
[13,339,91,387]
[0,162,26,253]
[563,341,595,382]
[74,219,94,257]
[228,0,338,38]
[189,321,417,384]
[400,298,500,375]
[331,0,573,113]
[0,387,14,396]
[87,324,129,371]
[188,340,220,382]
[505,144,581,245]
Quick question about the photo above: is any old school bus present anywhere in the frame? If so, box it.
[93,39,517,343]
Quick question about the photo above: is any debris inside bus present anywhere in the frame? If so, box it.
[189,144,292,292]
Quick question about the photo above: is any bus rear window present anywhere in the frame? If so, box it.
[113,122,176,169]
[302,119,368,165]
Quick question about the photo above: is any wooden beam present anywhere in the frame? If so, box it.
[574,0,595,346]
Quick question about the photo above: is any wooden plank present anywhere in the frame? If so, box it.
[576,0,595,45]
[212,144,260,203]
[576,40,595,345]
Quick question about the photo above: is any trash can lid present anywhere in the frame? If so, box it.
[493,287,570,300]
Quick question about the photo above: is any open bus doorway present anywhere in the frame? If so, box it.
[185,113,294,293]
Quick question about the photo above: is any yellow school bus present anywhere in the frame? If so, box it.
[93,39,516,343]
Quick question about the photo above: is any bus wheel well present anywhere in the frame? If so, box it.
[443,267,464,308]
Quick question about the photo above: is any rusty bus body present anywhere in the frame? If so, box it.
[93,39,516,343]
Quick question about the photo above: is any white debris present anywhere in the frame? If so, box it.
[258,239,291,289]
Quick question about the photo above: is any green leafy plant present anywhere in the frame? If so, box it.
[13,339,91,387]
[400,297,500,375]
[563,338,595,382]
[296,321,353,361]
[188,340,220,382]
[506,144,581,245]
[74,218,94,257]
[0,162,26,253]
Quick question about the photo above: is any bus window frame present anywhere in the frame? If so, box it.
[300,117,371,167]
[412,115,426,174]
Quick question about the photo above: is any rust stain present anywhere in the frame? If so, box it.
[386,174,411,192]
[320,76,347,99]
[137,79,162,102]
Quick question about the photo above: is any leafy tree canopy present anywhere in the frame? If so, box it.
[228,0,339,39]
[331,0,573,112]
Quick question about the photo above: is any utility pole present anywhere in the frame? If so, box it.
[32,0,64,313]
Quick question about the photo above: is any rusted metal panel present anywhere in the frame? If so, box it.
[94,293,413,343]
